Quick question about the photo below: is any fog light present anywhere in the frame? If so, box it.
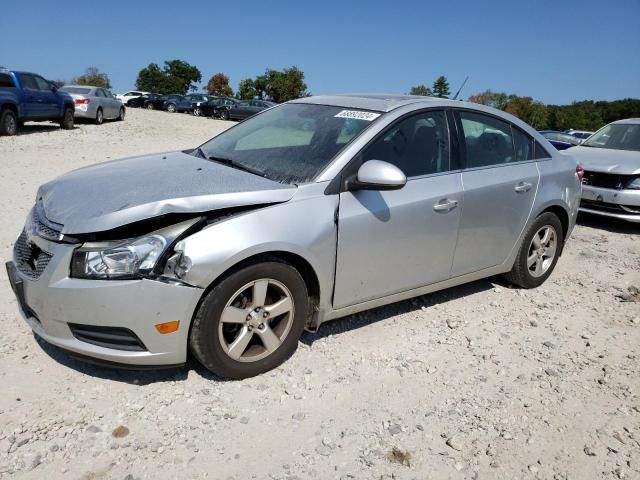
[155,320,180,334]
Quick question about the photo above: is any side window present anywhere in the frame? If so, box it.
[95,89,105,97]
[34,76,50,91]
[512,127,533,162]
[19,74,38,90]
[362,110,451,177]
[534,141,551,159]
[0,73,16,88]
[459,111,515,167]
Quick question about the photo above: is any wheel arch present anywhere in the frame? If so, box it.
[190,250,321,333]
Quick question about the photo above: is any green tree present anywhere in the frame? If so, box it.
[264,66,308,103]
[467,89,508,110]
[432,76,450,98]
[162,59,201,94]
[206,73,233,97]
[72,67,111,89]
[135,60,201,95]
[135,63,166,92]
[237,66,308,102]
[237,78,258,100]
[409,85,432,96]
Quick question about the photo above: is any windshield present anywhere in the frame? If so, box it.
[197,103,378,184]
[582,123,640,152]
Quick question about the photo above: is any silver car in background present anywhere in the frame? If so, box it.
[571,118,640,223]
[60,85,125,124]
[7,94,582,379]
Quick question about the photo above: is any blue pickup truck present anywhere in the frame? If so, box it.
[0,69,75,136]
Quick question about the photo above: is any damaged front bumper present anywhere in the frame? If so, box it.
[7,231,204,367]
[580,185,640,223]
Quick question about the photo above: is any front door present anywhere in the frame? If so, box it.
[451,110,540,276]
[334,110,463,308]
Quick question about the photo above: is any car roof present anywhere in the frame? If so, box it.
[290,93,450,112]
[612,118,640,125]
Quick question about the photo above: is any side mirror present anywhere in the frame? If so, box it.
[349,160,407,191]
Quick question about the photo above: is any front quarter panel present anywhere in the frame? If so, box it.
[179,184,338,311]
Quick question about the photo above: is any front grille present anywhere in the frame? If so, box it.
[68,324,147,352]
[582,171,635,190]
[14,231,53,279]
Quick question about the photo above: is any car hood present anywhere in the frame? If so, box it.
[570,146,640,174]
[37,151,296,234]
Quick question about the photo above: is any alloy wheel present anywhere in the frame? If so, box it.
[193,107,201,116]
[218,278,295,362]
[527,225,557,278]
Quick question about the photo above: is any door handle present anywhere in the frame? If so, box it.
[514,182,532,193]
[433,199,458,212]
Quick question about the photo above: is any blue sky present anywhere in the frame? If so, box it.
[1,0,638,104]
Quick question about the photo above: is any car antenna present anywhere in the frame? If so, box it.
[452,76,469,101]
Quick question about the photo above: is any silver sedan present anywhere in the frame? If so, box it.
[8,94,582,379]
[60,85,125,124]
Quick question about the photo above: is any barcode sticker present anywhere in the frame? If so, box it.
[334,110,381,121]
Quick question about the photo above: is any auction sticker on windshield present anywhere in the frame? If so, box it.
[334,110,381,121]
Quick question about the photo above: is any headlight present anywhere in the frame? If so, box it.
[71,219,199,279]
[627,178,640,190]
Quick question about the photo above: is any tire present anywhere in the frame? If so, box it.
[167,103,176,113]
[146,103,154,110]
[0,109,18,136]
[190,261,309,379]
[95,108,103,125]
[60,107,74,130]
[117,107,125,121]
[193,107,202,117]
[219,109,229,120]
[503,212,564,289]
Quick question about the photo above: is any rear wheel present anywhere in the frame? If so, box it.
[0,109,18,136]
[60,107,74,130]
[95,108,103,125]
[146,103,154,110]
[190,261,309,379]
[167,103,177,113]
[193,107,202,117]
[503,212,563,288]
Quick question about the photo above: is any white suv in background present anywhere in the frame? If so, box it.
[116,91,149,105]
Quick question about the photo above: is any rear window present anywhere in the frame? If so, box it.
[0,73,15,88]
[61,87,91,94]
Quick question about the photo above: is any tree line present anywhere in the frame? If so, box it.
[63,66,638,130]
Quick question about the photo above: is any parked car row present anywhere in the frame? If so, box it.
[118,90,276,121]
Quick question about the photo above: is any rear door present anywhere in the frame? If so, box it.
[17,73,45,118]
[334,109,463,308]
[450,110,539,276]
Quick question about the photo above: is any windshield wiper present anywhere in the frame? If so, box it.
[207,155,267,178]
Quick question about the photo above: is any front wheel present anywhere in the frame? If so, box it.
[60,107,74,130]
[190,261,309,379]
[503,212,564,288]
[219,109,229,120]
[167,103,176,113]
[193,107,202,117]
[117,107,125,121]
[146,103,154,110]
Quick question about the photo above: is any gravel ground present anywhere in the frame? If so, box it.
[0,109,639,480]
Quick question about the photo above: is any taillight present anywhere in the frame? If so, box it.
[576,165,585,183]
[75,98,90,105]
